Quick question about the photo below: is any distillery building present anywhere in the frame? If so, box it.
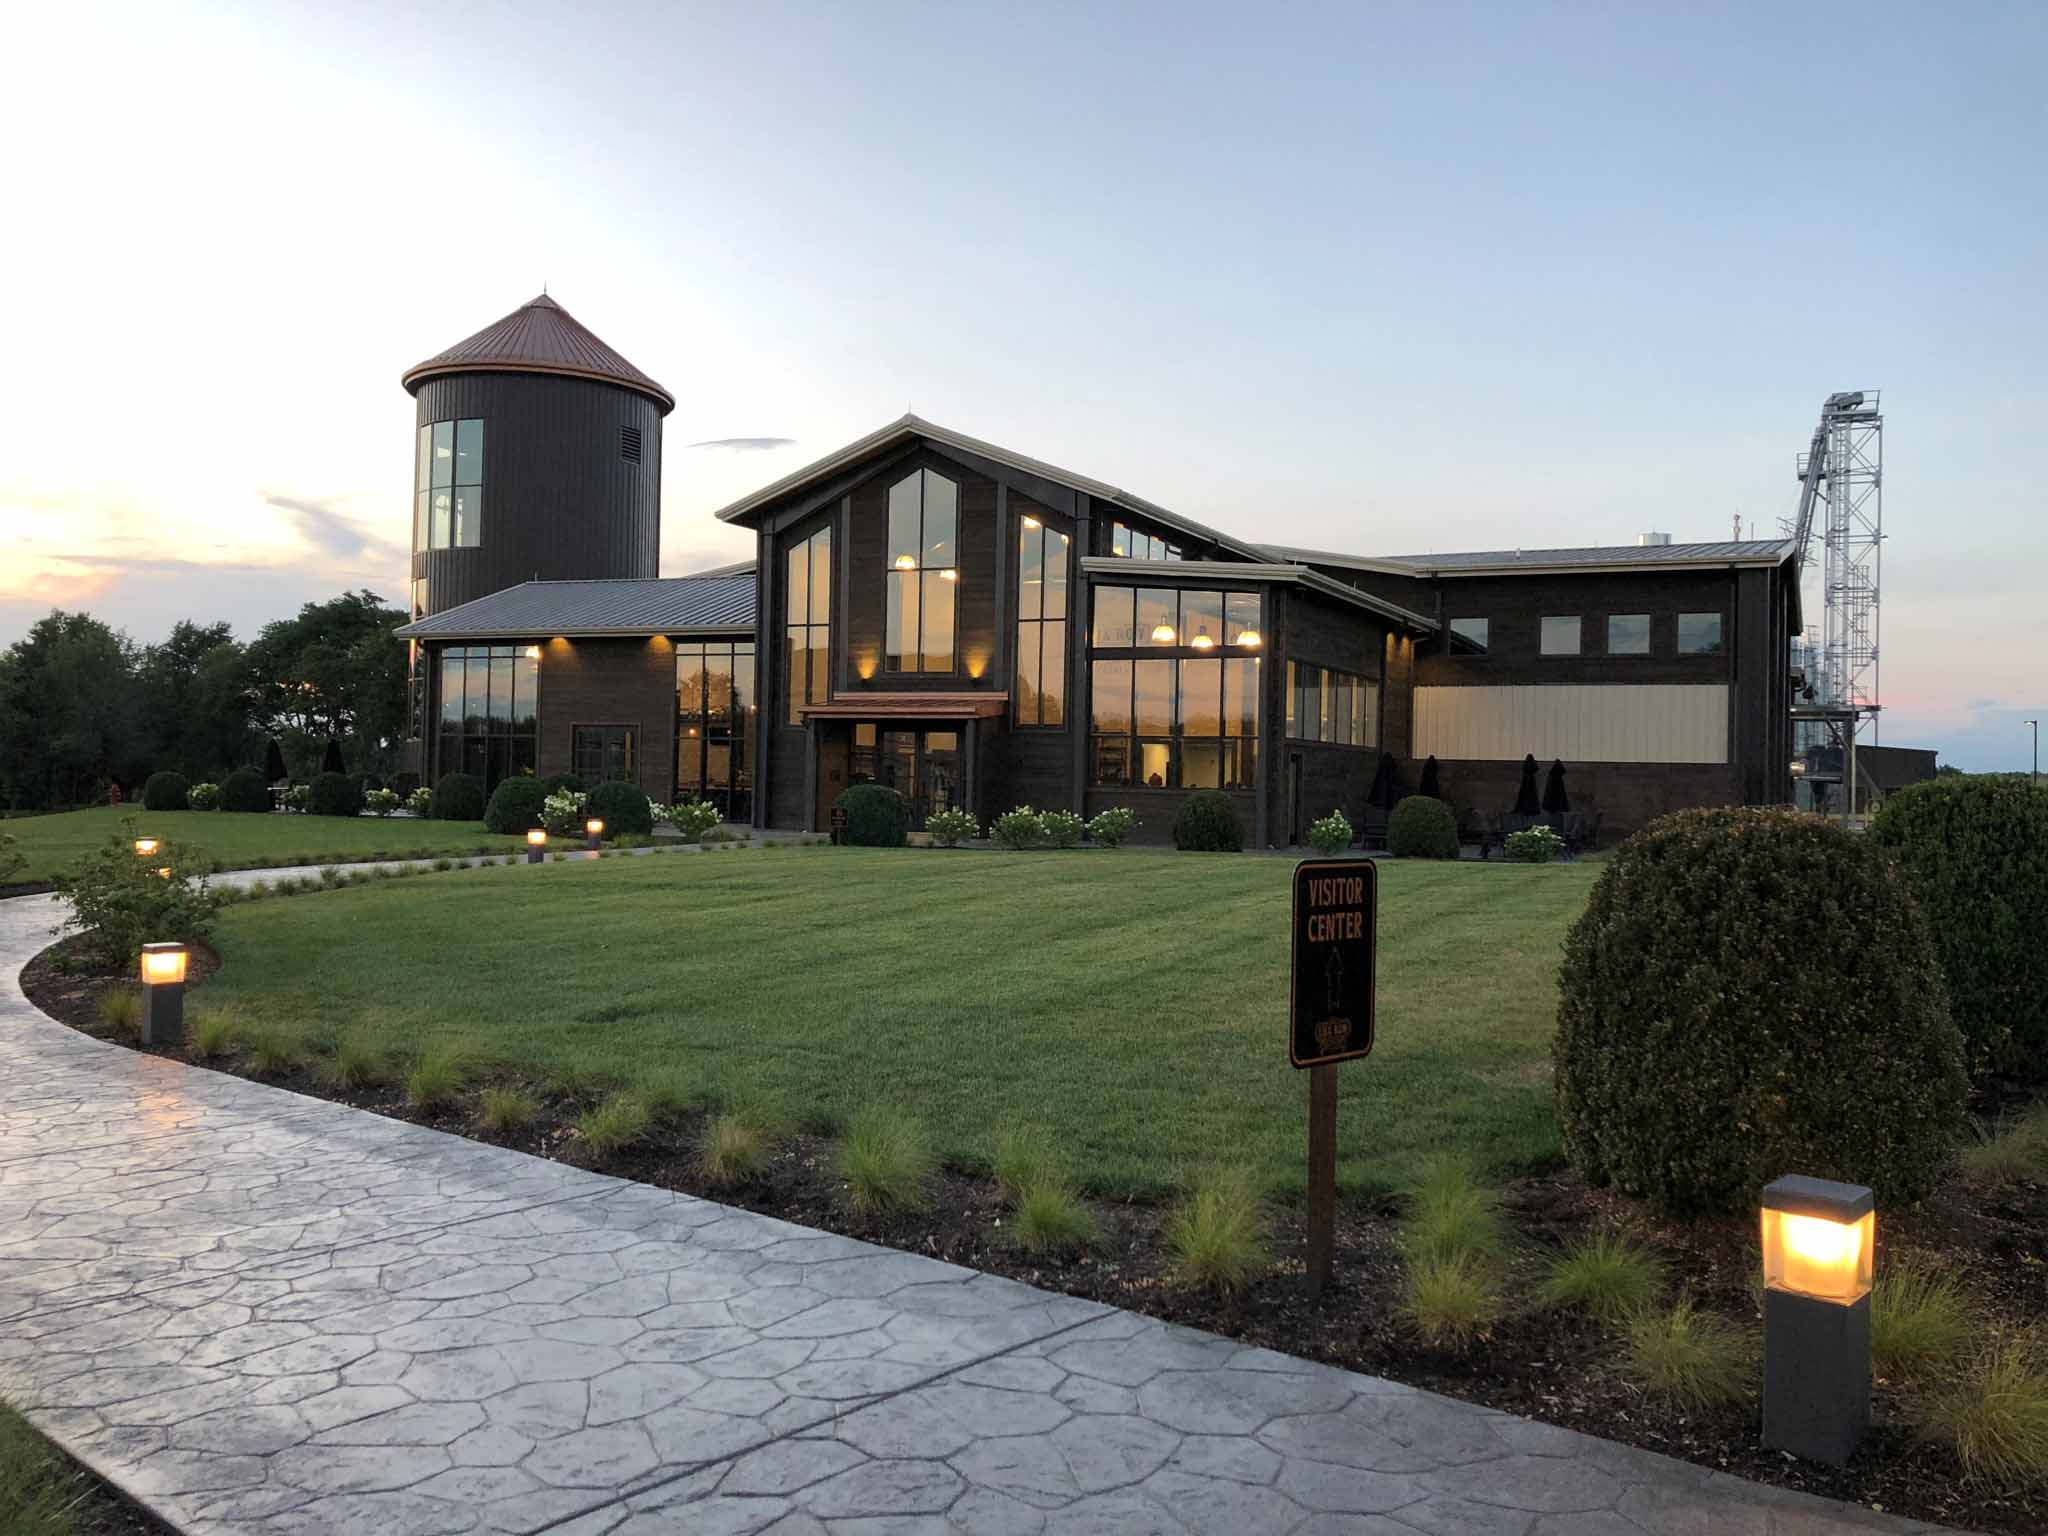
[396,296,1800,843]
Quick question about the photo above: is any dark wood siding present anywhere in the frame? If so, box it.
[533,636,677,796]
[411,372,662,616]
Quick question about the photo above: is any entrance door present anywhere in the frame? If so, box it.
[878,731,918,807]
[922,731,961,819]
[858,726,963,829]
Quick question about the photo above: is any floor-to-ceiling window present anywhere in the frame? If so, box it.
[785,525,831,726]
[1014,515,1069,726]
[1088,586,1260,788]
[886,469,958,673]
[436,644,537,791]
[676,640,757,823]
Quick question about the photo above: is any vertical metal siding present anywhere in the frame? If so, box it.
[1413,685,1731,763]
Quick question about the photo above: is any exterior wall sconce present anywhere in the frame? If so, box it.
[527,828,548,864]
[139,942,188,1046]
[1761,1174,1874,1465]
[585,818,605,850]
[133,837,160,857]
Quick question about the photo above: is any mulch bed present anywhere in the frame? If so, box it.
[22,936,2048,1536]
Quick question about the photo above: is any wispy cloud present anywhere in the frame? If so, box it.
[687,437,797,452]
[263,492,407,567]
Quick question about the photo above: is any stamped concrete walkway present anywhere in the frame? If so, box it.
[0,887,1957,1535]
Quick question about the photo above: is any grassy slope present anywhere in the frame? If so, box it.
[202,848,1599,1199]
[4,806,526,882]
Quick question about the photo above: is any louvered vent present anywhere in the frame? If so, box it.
[621,425,643,464]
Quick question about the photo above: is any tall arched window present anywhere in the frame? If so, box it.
[885,470,957,673]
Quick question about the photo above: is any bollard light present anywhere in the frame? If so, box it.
[526,828,548,864]
[1760,1175,1873,1466]
[156,866,173,880]
[138,941,188,1046]
[585,817,605,850]
[133,836,160,857]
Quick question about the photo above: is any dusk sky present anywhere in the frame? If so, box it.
[3,2,2041,768]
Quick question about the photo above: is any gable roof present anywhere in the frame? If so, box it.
[711,413,1271,562]
[402,294,675,414]
[394,574,753,640]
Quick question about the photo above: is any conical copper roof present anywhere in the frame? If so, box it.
[402,293,673,413]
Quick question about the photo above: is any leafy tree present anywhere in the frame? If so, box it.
[135,620,254,782]
[0,612,143,809]
[242,590,407,780]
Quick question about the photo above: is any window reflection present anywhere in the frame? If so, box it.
[1014,516,1069,726]
[434,644,539,792]
[415,419,483,551]
[677,640,756,822]
[885,470,959,672]
[785,525,832,725]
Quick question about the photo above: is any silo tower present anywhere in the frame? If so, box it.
[401,293,674,620]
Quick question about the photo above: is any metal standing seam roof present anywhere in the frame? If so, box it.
[1264,540,1799,575]
[393,574,755,640]
[401,294,675,414]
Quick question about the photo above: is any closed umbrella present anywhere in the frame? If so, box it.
[1419,755,1442,799]
[321,737,345,775]
[1542,759,1571,814]
[1514,755,1541,815]
[264,738,288,784]
[1367,754,1396,810]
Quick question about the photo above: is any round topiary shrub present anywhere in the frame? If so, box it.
[1554,807,1967,1215]
[484,776,549,834]
[143,770,191,811]
[585,779,654,837]
[1173,790,1243,852]
[541,772,586,796]
[1871,777,2048,1081]
[307,770,364,818]
[1387,795,1458,858]
[835,784,908,847]
[219,767,271,813]
[429,772,485,822]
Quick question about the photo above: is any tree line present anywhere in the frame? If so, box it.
[0,590,408,812]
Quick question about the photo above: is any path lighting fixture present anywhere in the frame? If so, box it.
[155,867,173,880]
[526,828,548,864]
[585,817,605,850]
[139,942,188,1047]
[1151,621,1178,644]
[133,836,160,858]
[1760,1175,1874,1465]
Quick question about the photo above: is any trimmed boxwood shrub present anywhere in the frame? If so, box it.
[429,772,485,822]
[1387,795,1458,859]
[1871,776,2048,1080]
[1173,790,1243,852]
[142,771,191,811]
[835,783,908,847]
[1554,807,1967,1214]
[541,772,586,796]
[307,771,364,818]
[219,767,271,813]
[484,776,549,834]
[585,779,654,837]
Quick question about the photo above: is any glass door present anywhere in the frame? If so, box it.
[922,731,961,819]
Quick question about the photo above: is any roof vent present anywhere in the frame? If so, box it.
[1637,531,1673,546]
[621,425,642,465]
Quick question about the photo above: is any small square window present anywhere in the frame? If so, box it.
[1607,614,1650,655]
[1540,616,1582,656]
[1449,617,1488,655]
[1679,612,1725,655]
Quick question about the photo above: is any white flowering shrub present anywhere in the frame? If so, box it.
[926,806,978,847]
[1042,809,1085,848]
[1306,808,1353,856]
[365,787,401,818]
[671,799,721,840]
[1086,806,1138,848]
[283,783,309,812]
[187,781,221,811]
[404,787,433,816]
[541,789,589,836]
[992,807,1046,850]
[1505,825,1566,863]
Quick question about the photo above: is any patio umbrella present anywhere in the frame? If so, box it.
[321,736,345,775]
[264,737,288,784]
[1513,755,1541,815]
[1367,753,1397,810]
[1419,755,1442,799]
[1542,758,1571,814]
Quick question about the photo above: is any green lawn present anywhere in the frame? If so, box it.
[4,805,527,883]
[201,848,1599,1199]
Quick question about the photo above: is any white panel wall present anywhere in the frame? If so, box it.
[1412,685,1729,764]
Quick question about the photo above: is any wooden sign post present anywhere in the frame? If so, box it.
[1289,857,1378,1299]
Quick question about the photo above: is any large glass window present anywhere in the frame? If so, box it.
[1284,661,1376,748]
[784,525,832,725]
[886,470,958,672]
[434,643,537,791]
[415,419,483,550]
[572,725,635,785]
[1109,521,1181,562]
[1014,515,1069,727]
[1678,612,1725,654]
[1090,656,1258,789]
[1449,617,1489,655]
[677,640,756,823]
[1096,587,1261,651]
[1541,616,1582,656]
[1607,614,1651,655]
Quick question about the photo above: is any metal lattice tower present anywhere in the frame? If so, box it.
[1787,391,1883,742]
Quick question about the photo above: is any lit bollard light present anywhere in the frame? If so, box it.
[133,836,160,858]
[527,828,548,864]
[585,817,605,851]
[139,942,189,1047]
[1761,1174,1874,1466]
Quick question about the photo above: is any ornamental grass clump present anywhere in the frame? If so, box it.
[1399,1159,1508,1267]
[1873,1256,1976,1382]
[328,1030,387,1091]
[189,1006,238,1060]
[479,1087,540,1133]
[992,1126,1061,1199]
[1960,1109,2048,1187]
[1539,1230,1666,1324]
[1164,1167,1267,1293]
[95,987,141,1039]
[1401,1253,1502,1347]
[698,1112,773,1187]
[838,1105,936,1213]
[241,1022,303,1078]
[405,1042,466,1110]
[1922,1329,2048,1488]
[1625,1296,1750,1411]
[579,1094,651,1156]
[1554,807,1968,1215]
[1012,1179,1095,1255]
